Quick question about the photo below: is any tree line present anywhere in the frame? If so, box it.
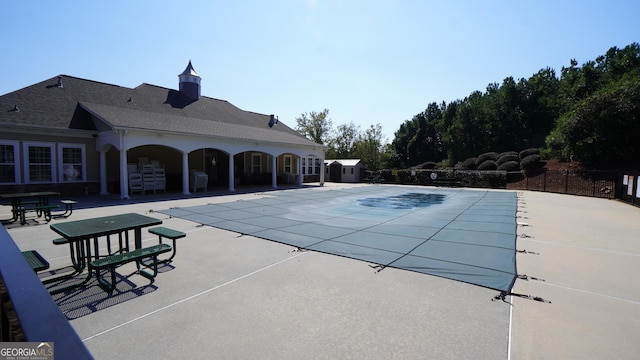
[391,43,640,170]
[296,43,640,171]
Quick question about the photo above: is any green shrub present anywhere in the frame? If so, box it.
[395,169,507,188]
[477,160,497,170]
[457,158,477,170]
[520,154,542,169]
[498,151,519,158]
[497,161,520,171]
[519,148,540,159]
[416,161,437,169]
[496,154,520,166]
[475,152,499,167]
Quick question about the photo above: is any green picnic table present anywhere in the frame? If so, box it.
[46,213,163,294]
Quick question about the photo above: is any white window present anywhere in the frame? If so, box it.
[251,153,261,174]
[59,144,86,182]
[284,155,292,173]
[24,142,55,183]
[0,140,20,184]
[307,157,313,175]
[315,158,320,174]
[301,157,306,175]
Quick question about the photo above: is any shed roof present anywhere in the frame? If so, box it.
[325,159,363,167]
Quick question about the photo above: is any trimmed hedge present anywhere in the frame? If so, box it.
[498,151,519,158]
[520,154,542,169]
[496,154,520,166]
[477,160,497,170]
[519,148,540,159]
[497,160,520,171]
[475,152,499,167]
[416,161,437,169]
[395,169,507,188]
[457,158,477,170]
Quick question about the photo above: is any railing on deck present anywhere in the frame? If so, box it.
[0,226,93,358]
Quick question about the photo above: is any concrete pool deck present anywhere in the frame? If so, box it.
[4,183,640,359]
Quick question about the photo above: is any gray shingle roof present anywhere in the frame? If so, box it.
[0,75,319,147]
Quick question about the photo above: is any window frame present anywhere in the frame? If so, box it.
[23,142,56,183]
[58,143,86,182]
[307,156,313,175]
[0,140,20,184]
[284,155,292,173]
[251,152,261,175]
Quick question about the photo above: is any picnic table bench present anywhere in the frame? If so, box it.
[56,200,78,218]
[90,244,172,293]
[15,203,59,224]
[21,250,50,273]
[148,226,186,263]
[1,191,60,225]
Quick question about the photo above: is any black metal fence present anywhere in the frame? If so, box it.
[506,169,640,207]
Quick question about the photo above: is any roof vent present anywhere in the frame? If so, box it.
[11,105,20,112]
[56,76,63,88]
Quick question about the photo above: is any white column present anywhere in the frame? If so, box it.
[99,150,108,195]
[319,155,325,186]
[297,156,303,186]
[182,151,190,195]
[228,153,235,192]
[119,130,129,199]
[271,155,277,188]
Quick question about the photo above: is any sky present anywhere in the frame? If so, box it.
[1,1,638,141]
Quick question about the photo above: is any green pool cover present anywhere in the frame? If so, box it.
[159,186,518,292]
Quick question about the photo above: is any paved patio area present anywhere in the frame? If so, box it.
[4,183,639,359]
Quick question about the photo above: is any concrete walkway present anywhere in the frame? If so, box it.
[511,190,640,359]
[4,184,639,359]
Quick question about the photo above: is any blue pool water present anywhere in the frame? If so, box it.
[357,193,447,209]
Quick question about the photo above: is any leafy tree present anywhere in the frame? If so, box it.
[391,120,415,168]
[295,108,332,144]
[520,67,560,147]
[547,77,640,168]
[354,123,385,170]
[326,122,359,159]
[406,103,445,166]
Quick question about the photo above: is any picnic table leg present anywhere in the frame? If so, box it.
[134,228,142,249]
[45,238,93,294]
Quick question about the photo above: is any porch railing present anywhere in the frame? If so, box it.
[0,226,93,358]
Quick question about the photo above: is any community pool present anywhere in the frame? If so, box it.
[160,185,518,292]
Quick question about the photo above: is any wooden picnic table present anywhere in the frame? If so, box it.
[46,213,162,294]
[0,191,60,225]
